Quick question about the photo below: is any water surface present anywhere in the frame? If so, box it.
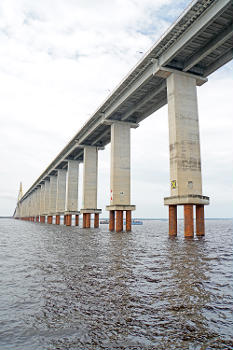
[0,219,232,350]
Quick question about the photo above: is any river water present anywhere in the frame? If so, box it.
[0,218,232,350]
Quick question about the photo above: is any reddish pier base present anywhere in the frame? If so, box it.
[75,215,79,226]
[94,213,99,228]
[47,216,53,224]
[40,216,45,223]
[109,211,115,232]
[184,204,194,238]
[126,210,131,232]
[116,211,123,233]
[196,205,205,236]
[169,205,177,236]
[86,214,91,228]
[109,210,133,232]
[55,215,60,225]
[66,214,72,226]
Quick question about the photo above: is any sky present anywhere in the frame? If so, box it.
[0,0,232,218]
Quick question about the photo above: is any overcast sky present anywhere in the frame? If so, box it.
[0,0,232,218]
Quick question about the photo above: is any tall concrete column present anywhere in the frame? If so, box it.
[28,195,33,220]
[164,72,209,237]
[33,189,37,221]
[106,121,136,232]
[47,175,57,224]
[65,160,80,226]
[81,146,101,228]
[40,183,45,223]
[33,190,38,220]
[44,179,50,222]
[56,169,67,224]
[36,187,41,222]
[30,193,34,220]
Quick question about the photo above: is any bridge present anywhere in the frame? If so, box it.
[14,0,233,237]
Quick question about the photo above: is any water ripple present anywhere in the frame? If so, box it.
[0,218,232,350]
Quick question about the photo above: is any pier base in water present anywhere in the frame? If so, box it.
[47,216,53,224]
[116,211,123,233]
[66,214,72,226]
[86,214,91,228]
[94,213,99,228]
[109,211,115,232]
[169,205,177,236]
[196,205,205,236]
[40,216,45,223]
[126,210,131,232]
[184,204,194,238]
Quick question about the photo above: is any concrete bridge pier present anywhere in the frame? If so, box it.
[43,179,50,223]
[106,121,136,232]
[39,183,46,223]
[80,146,101,228]
[55,169,67,225]
[164,72,209,237]
[35,187,40,221]
[47,175,57,224]
[65,160,80,226]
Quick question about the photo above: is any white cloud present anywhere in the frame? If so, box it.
[0,0,232,217]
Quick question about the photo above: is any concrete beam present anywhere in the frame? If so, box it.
[183,23,233,72]
[156,67,208,86]
[204,48,233,77]
[121,80,166,121]
[158,0,232,67]
[91,128,110,146]
[136,97,167,123]
[102,120,139,128]
[73,150,84,161]
[77,63,157,145]
[164,194,209,206]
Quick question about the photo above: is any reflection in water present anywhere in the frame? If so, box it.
[165,238,213,348]
[0,219,232,350]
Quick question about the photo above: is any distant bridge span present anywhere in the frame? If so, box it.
[15,0,233,236]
